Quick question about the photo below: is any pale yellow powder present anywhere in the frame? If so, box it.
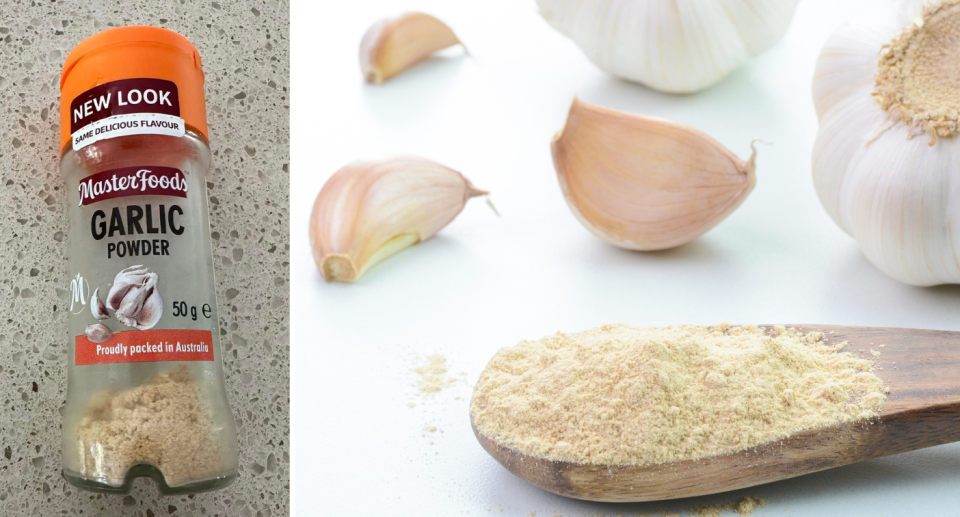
[733,497,766,516]
[692,505,725,517]
[471,324,886,467]
[413,354,458,394]
[692,496,767,516]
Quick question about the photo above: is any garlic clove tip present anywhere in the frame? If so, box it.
[320,254,360,283]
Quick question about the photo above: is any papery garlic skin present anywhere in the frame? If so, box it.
[812,0,960,286]
[536,0,799,93]
[360,12,462,84]
[552,98,757,251]
[310,156,488,282]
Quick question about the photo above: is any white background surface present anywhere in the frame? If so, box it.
[291,0,960,515]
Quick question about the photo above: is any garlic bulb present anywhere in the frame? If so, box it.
[552,98,758,250]
[536,0,799,93]
[106,265,163,330]
[812,0,960,286]
[309,156,490,283]
[360,12,462,84]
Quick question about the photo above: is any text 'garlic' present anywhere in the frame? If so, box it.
[812,0,960,286]
[536,0,798,93]
[552,98,758,251]
[309,156,491,283]
[360,12,462,85]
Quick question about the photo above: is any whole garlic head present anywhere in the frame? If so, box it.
[536,0,799,93]
[812,0,960,286]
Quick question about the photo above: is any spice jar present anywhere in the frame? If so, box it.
[59,26,239,494]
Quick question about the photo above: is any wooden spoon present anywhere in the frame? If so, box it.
[471,325,960,502]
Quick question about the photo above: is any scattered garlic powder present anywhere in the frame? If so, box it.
[733,497,766,516]
[693,496,768,517]
[471,324,886,467]
[412,354,460,394]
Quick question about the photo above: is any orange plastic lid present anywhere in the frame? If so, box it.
[60,26,208,152]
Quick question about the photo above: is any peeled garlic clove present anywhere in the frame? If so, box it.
[536,0,798,93]
[551,98,758,251]
[85,324,113,343]
[309,155,489,282]
[812,0,960,286]
[360,12,462,84]
[90,287,109,320]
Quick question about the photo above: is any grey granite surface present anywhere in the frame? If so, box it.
[0,1,289,515]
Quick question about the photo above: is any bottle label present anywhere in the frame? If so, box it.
[75,329,214,365]
[70,78,186,151]
[66,164,219,366]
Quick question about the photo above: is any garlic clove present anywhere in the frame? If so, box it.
[551,98,758,251]
[90,287,109,320]
[536,0,799,93]
[309,155,490,282]
[360,12,462,85]
[85,324,113,343]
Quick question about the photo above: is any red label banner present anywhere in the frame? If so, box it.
[75,329,214,365]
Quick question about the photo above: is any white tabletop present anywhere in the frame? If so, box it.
[292,0,960,514]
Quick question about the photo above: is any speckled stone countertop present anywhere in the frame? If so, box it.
[0,2,289,516]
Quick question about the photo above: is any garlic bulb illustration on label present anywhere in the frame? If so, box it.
[105,265,163,330]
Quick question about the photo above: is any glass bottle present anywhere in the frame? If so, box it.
[58,26,238,494]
